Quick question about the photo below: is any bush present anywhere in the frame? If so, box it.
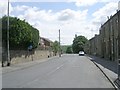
[2,16,39,50]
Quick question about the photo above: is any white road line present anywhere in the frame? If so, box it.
[47,64,64,76]
[20,64,65,88]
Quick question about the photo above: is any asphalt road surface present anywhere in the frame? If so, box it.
[2,54,114,88]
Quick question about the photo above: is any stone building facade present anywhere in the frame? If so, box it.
[38,37,53,50]
[85,10,120,62]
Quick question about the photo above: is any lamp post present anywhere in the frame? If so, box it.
[7,0,10,66]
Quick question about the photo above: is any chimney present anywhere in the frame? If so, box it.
[75,34,77,38]
[107,16,109,20]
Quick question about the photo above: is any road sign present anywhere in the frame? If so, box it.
[28,44,33,51]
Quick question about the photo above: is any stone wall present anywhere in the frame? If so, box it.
[9,50,54,65]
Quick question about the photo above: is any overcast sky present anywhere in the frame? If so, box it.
[0,0,119,45]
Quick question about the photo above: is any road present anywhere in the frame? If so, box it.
[2,54,114,88]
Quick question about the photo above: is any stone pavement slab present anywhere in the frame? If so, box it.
[87,55,119,89]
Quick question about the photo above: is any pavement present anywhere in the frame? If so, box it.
[87,55,119,89]
[2,55,59,74]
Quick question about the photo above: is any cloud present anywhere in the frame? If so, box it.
[1,1,119,45]
[68,0,119,7]
[92,2,118,26]
[81,1,118,38]
[57,9,88,21]
[11,4,88,44]
[75,0,98,7]
[5,0,71,2]
[57,9,75,21]
[13,5,29,12]
[0,1,13,17]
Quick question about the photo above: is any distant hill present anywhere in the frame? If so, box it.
[61,45,72,53]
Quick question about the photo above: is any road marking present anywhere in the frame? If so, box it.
[72,66,81,68]
[47,64,64,76]
[20,64,65,88]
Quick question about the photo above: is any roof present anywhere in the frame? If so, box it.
[101,10,120,28]
[40,37,53,43]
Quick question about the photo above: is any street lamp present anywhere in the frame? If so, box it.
[7,0,10,66]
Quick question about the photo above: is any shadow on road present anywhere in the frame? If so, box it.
[88,55,117,74]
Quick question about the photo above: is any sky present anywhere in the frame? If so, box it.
[0,0,119,45]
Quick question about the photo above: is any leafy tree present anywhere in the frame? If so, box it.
[66,46,73,54]
[52,41,59,56]
[2,16,39,50]
[72,35,88,53]
[61,45,70,53]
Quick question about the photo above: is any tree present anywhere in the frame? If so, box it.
[61,45,70,53]
[52,41,59,56]
[66,46,73,54]
[2,16,39,50]
[72,35,88,53]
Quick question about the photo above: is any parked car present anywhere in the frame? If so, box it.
[79,51,85,56]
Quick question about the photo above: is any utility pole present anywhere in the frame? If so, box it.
[59,29,61,57]
[7,0,10,66]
